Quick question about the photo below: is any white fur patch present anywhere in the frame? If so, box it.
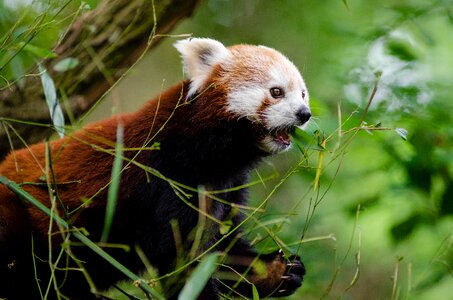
[227,87,266,122]
[223,45,310,153]
[174,38,231,97]
[175,39,311,154]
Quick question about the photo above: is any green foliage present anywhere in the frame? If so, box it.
[53,57,80,72]
[395,128,408,141]
[38,63,65,137]
[180,0,453,298]
[1,0,452,299]
[178,254,219,300]
[101,125,124,242]
[0,0,88,88]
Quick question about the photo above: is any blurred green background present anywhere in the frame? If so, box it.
[1,0,452,299]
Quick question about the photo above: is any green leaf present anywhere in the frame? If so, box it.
[9,55,25,88]
[372,121,382,128]
[374,70,383,78]
[101,125,124,243]
[38,64,65,137]
[219,220,233,235]
[152,142,161,150]
[18,42,57,58]
[390,214,424,241]
[293,127,312,144]
[252,285,260,300]
[292,127,325,151]
[395,128,408,141]
[178,253,219,300]
[252,259,267,277]
[53,57,79,72]
[342,0,349,9]
[386,39,418,61]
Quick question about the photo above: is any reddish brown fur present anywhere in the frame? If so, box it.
[0,46,305,299]
[0,79,229,231]
[0,80,230,297]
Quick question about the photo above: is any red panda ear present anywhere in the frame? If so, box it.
[174,38,230,96]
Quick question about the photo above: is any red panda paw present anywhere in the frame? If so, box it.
[270,253,305,297]
[215,249,305,298]
[248,250,305,298]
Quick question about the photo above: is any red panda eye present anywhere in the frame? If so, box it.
[270,87,284,98]
[302,90,306,99]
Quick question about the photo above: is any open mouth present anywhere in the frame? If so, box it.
[270,127,295,147]
[251,121,297,153]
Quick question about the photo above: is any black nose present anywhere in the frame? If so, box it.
[296,107,311,124]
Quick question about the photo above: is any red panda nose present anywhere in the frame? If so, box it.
[296,107,311,124]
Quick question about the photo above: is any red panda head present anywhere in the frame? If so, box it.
[174,38,311,154]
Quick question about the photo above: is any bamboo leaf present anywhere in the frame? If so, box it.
[18,42,57,58]
[395,128,408,141]
[386,39,418,61]
[314,137,326,191]
[101,125,124,242]
[292,127,325,151]
[53,57,80,72]
[178,253,219,300]
[219,220,233,235]
[38,63,65,137]
[252,285,260,300]
[342,0,349,9]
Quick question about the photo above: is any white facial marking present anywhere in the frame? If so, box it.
[174,39,311,154]
[227,87,266,122]
[224,45,310,154]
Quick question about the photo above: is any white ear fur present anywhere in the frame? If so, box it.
[174,38,230,97]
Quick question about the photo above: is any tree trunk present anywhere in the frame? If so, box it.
[0,0,200,159]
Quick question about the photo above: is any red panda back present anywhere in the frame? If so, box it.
[0,81,189,233]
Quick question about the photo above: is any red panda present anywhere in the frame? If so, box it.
[0,38,310,299]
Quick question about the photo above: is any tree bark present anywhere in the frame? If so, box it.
[0,0,200,159]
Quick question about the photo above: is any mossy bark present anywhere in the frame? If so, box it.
[0,0,200,159]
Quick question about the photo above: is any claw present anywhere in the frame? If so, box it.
[287,260,303,267]
[281,275,291,280]
[278,289,287,294]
